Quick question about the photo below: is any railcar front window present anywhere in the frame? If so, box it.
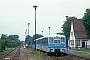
[54,40,60,43]
[49,37,53,43]
[61,37,65,43]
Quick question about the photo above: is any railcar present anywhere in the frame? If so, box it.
[36,34,67,55]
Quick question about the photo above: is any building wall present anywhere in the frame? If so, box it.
[69,21,76,48]
[85,39,90,48]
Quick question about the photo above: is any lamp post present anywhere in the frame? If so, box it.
[28,23,30,36]
[26,29,27,36]
[48,27,50,35]
[25,29,27,45]
[33,5,37,51]
[66,16,68,51]
[25,32,26,37]
[41,31,43,36]
[28,23,30,47]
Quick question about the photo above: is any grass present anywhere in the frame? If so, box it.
[30,50,47,60]
[76,48,90,55]
[0,48,14,55]
[80,48,90,52]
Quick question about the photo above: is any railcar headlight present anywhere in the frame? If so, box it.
[51,49,53,50]
[62,42,63,43]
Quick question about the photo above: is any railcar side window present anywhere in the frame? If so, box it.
[61,37,65,43]
[37,40,40,44]
[45,38,48,43]
[49,37,53,43]
[42,38,48,44]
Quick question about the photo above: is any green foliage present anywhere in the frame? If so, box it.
[29,37,33,45]
[1,34,7,39]
[0,39,21,52]
[0,34,21,52]
[0,40,8,51]
[1,34,19,40]
[77,48,90,55]
[8,35,13,40]
[80,48,90,53]
[30,51,47,60]
[61,16,77,37]
[8,35,19,40]
[0,48,14,55]
[33,34,43,39]
[13,35,19,40]
[82,8,90,38]
[56,32,64,35]
[30,34,43,45]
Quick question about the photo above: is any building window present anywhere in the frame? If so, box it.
[71,32,73,36]
[89,40,90,43]
[71,40,74,46]
[76,40,80,46]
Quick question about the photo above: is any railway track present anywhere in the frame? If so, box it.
[0,47,20,60]
[46,52,90,60]
[52,52,90,60]
[25,45,90,60]
[56,54,87,60]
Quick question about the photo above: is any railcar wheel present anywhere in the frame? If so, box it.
[56,52,60,56]
[47,52,52,56]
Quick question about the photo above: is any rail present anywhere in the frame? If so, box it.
[0,47,20,60]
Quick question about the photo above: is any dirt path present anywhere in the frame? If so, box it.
[20,48,35,60]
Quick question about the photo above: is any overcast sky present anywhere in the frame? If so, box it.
[0,0,90,41]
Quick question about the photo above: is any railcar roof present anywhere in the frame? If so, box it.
[46,34,65,37]
[36,34,65,41]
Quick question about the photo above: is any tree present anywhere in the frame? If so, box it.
[8,35,19,40]
[1,34,7,39]
[29,34,43,45]
[56,32,64,35]
[13,35,19,40]
[8,35,13,40]
[29,37,33,45]
[25,35,31,45]
[0,40,8,51]
[33,34,43,39]
[61,16,77,37]
[82,8,90,38]
[0,34,21,52]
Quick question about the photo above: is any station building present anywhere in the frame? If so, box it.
[69,19,89,48]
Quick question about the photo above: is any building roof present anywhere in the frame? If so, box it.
[73,19,87,39]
